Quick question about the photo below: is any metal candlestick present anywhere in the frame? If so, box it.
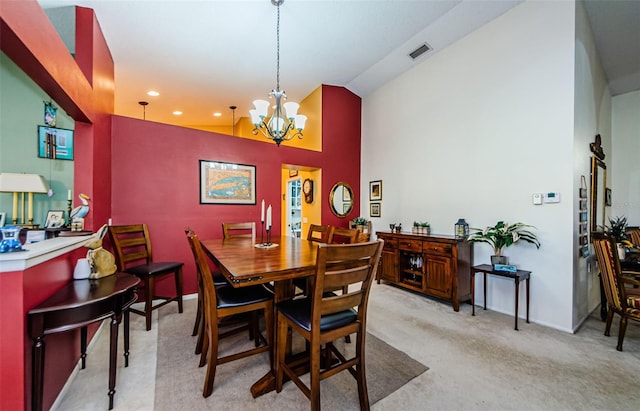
[260,221,265,245]
[66,199,72,227]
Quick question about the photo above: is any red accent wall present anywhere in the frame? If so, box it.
[111,87,361,296]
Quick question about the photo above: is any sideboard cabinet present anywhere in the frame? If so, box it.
[376,231,473,311]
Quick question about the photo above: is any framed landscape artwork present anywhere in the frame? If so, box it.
[369,180,382,201]
[200,160,256,204]
[370,202,381,217]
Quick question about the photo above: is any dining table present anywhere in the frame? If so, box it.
[201,235,318,397]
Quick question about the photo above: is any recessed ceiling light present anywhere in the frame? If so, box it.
[213,112,222,117]
[173,111,183,115]
[147,90,160,96]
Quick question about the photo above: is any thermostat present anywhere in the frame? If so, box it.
[543,192,560,203]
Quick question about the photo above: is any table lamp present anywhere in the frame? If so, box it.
[0,173,50,226]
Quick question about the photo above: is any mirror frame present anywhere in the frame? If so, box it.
[590,156,607,232]
[329,182,354,218]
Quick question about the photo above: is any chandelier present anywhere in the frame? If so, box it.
[250,0,307,147]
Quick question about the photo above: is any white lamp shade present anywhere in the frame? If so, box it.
[283,102,299,119]
[0,173,49,193]
[249,109,263,126]
[295,115,307,130]
[252,100,270,117]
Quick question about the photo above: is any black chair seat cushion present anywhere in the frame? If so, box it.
[125,261,183,278]
[216,285,273,309]
[212,270,228,286]
[277,297,357,332]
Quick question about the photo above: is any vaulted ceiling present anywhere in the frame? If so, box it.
[37,0,640,130]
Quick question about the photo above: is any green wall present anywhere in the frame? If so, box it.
[0,52,74,227]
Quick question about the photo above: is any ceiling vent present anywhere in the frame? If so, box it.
[409,43,431,60]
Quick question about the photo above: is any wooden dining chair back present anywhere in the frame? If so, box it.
[591,231,640,351]
[275,240,384,410]
[184,228,232,358]
[626,227,640,247]
[307,224,333,243]
[222,222,256,242]
[186,230,273,397]
[108,224,183,331]
[328,226,360,245]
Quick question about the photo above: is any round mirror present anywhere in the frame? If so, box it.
[329,182,354,218]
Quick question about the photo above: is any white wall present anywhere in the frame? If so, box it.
[611,90,640,225]
[362,1,577,331]
[573,0,611,328]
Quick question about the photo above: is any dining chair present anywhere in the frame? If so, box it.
[275,240,384,410]
[108,224,184,331]
[186,230,273,397]
[591,231,640,351]
[222,222,256,242]
[184,228,239,359]
[307,224,333,243]
[626,226,640,247]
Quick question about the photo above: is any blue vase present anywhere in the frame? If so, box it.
[0,226,23,253]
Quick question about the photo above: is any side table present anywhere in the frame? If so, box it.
[471,264,531,330]
[28,272,139,411]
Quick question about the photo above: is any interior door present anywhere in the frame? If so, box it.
[286,179,302,237]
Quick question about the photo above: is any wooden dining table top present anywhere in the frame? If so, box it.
[201,235,318,286]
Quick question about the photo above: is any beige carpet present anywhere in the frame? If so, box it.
[153,299,428,411]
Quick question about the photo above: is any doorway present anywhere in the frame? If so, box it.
[286,179,302,237]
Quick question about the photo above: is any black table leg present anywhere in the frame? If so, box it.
[514,278,519,331]
[124,310,130,367]
[80,326,87,369]
[471,271,476,316]
[108,313,121,410]
[526,277,530,323]
[483,272,487,310]
[31,337,45,411]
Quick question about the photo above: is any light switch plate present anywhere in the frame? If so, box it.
[532,193,543,205]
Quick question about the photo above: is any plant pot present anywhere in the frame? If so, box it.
[617,243,626,260]
[491,255,508,268]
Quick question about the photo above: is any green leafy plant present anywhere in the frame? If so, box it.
[467,221,540,256]
[413,221,430,227]
[353,217,368,226]
[607,216,628,242]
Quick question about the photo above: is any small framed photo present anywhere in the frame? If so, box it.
[579,188,587,199]
[370,202,381,218]
[579,199,587,211]
[579,235,588,245]
[0,212,5,227]
[288,169,298,178]
[605,188,612,206]
[579,223,587,234]
[369,180,382,201]
[45,210,64,228]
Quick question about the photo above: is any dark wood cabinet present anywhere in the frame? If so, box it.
[376,231,473,311]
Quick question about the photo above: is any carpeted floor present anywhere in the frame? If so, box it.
[153,299,427,410]
[52,282,640,411]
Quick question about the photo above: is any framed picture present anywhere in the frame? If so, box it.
[200,160,256,204]
[45,210,64,228]
[579,199,587,211]
[44,101,57,127]
[0,212,5,227]
[37,126,74,160]
[579,223,587,234]
[369,180,382,201]
[605,188,612,206]
[370,202,381,217]
[579,188,587,199]
[288,169,298,178]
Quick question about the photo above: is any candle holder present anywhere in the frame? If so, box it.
[260,221,265,245]
[265,227,272,246]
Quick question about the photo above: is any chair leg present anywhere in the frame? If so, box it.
[145,276,154,331]
[604,308,614,336]
[310,339,322,411]
[264,304,274,369]
[192,293,201,337]
[199,329,208,367]
[175,267,184,313]
[355,332,370,411]
[202,322,219,397]
[195,303,204,355]
[616,316,628,351]
[250,311,257,344]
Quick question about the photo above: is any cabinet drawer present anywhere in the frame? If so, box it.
[382,237,398,251]
[423,241,452,256]
[398,239,423,252]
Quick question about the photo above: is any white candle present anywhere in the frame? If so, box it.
[266,205,272,229]
[68,189,72,200]
[261,199,265,223]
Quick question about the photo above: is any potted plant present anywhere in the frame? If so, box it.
[467,221,540,267]
[607,216,628,259]
[353,217,368,232]
[412,221,430,235]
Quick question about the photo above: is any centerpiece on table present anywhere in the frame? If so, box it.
[353,217,368,232]
[606,215,629,260]
[412,221,430,235]
[467,221,540,268]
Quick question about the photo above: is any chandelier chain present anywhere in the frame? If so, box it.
[276,2,280,91]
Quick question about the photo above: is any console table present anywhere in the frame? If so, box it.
[471,264,531,330]
[28,273,139,411]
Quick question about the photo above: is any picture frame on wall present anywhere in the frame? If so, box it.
[37,126,74,160]
[199,160,256,204]
[605,188,612,206]
[44,210,64,228]
[369,180,382,201]
[370,202,381,217]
